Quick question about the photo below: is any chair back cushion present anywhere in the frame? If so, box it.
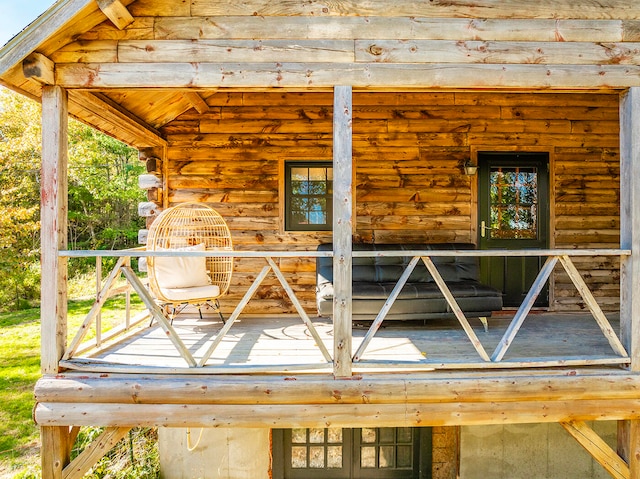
[154,243,211,289]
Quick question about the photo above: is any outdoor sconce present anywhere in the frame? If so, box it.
[463,161,478,176]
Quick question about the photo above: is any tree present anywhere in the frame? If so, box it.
[0,87,145,311]
[0,88,42,310]
[67,122,144,252]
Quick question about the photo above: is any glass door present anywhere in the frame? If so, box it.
[273,427,432,479]
[478,152,550,307]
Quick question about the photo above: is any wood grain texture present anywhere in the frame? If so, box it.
[157,90,621,315]
[41,86,69,375]
[188,0,640,19]
[153,17,628,42]
[54,62,640,89]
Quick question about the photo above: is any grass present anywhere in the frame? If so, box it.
[0,308,41,477]
[0,286,157,479]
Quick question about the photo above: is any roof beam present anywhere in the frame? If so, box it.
[190,0,640,19]
[69,91,166,147]
[181,92,210,114]
[96,0,134,30]
[22,52,54,84]
[55,62,640,90]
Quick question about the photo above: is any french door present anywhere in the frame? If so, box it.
[478,152,550,307]
[272,427,432,479]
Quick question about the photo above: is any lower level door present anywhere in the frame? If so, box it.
[273,427,432,479]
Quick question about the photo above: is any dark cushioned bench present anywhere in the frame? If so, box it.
[316,243,503,321]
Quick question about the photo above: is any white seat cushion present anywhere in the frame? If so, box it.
[159,284,221,302]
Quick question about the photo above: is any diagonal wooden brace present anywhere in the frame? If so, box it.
[121,265,197,367]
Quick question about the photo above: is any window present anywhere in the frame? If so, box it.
[273,427,432,479]
[488,166,539,240]
[285,162,333,231]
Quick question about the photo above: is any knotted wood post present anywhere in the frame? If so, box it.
[40,85,70,479]
[619,86,640,477]
[332,85,353,378]
[41,85,68,375]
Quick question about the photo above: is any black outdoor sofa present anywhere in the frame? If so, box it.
[316,243,503,321]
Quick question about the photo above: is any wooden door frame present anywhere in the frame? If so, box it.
[470,146,556,310]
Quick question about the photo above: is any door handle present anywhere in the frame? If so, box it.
[480,221,494,238]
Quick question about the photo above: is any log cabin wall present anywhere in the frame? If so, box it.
[159,90,620,315]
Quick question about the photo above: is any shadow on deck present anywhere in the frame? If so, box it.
[61,311,628,374]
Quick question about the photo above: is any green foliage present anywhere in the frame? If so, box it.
[0,87,146,310]
[71,427,159,478]
[0,295,151,477]
[67,122,145,253]
[0,89,42,312]
[0,82,154,475]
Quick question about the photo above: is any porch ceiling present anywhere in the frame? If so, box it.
[1,0,640,148]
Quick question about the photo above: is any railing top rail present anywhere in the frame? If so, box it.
[59,248,630,258]
[59,249,334,258]
[353,248,631,257]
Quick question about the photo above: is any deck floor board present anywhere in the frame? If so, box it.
[80,312,625,371]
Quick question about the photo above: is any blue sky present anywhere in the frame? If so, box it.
[0,1,56,46]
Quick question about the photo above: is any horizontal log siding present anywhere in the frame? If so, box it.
[161,91,620,314]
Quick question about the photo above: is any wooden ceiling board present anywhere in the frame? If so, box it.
[99,89,194,129]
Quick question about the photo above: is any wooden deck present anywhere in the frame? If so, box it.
[61,311,629,374]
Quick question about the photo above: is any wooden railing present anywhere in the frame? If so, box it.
[66,254,151,358]
[351,249,630,370]
[57,248,631,374]
[60,249,334,371]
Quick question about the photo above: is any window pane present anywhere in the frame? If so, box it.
[307,211,326,225]
[327,446,343,468]
[309,428,324,443]
[291,446,307,468]
[290,180,306,195]
[397,427,412,443]
[397,445,412,468]
[361,446,376,468]
[379,428,395,443]
[379,446,395,468]
[327,428,342,443]
[308,167,326,182]
[361,428,376,443]
[309,446,325,468]
[291,167,309,181]
[291,428,306,443]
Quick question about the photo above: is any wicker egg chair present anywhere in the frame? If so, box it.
[146,203,233,322]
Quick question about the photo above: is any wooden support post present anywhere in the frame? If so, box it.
[620,87,640,477]
[41,86,68,375]
[620,87,640,371]
[332,85,353,378]
[41,426,72,479]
